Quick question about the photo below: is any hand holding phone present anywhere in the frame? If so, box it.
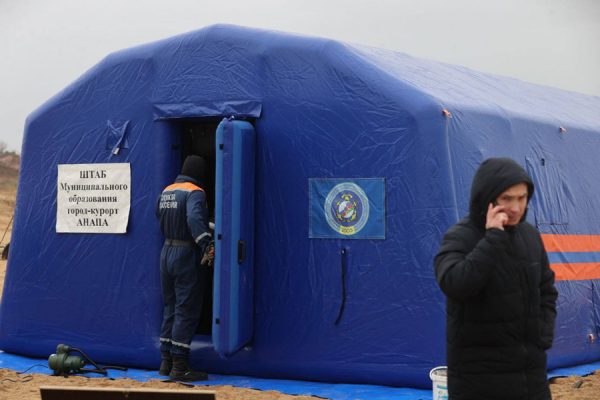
[486,201,508,230]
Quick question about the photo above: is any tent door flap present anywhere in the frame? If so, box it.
[213,119,256,356]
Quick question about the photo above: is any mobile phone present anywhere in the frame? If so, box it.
[492,200,506,213]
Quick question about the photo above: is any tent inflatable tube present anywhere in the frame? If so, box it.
[1,25,600,389]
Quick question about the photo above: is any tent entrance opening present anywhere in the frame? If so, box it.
[180,120,218,336]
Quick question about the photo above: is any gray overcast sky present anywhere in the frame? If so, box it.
[1,0,598,153]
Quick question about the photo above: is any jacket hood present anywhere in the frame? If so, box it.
[469,157,534,229]
[181,155,206,183]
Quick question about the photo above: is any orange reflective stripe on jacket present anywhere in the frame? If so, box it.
[163,182,205,194]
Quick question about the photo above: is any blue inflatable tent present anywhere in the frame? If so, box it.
[1,25,600,389]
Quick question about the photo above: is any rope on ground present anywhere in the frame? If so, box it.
[0,364,52,384]
[17,364,51,374]
[0,213,14,245]
[0,375,33,384]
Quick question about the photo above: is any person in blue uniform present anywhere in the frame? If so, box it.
[156,155,213,382]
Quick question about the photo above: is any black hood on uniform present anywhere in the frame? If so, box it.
[469,157,534,229]
[181,155,206,184]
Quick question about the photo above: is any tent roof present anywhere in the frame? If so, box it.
[347,41,600,130]
[35,24,600,132]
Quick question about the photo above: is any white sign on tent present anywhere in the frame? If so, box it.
[56,163,131,234]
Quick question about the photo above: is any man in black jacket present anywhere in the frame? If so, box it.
[434,157,558,399]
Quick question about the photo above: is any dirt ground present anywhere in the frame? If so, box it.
[549,373,600,399]
[0,369,318,400]
[1,171,600,399]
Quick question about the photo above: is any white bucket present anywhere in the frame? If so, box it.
[429,366,448,400]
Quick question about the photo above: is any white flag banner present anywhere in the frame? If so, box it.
[56,163,131,233]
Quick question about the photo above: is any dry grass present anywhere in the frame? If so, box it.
[0,166,18,193]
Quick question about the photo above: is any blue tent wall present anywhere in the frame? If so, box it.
[352,42,600,370]
[1,24,600,389]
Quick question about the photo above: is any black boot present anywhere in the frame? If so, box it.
[159,351,173,376]
[169,356,208,382]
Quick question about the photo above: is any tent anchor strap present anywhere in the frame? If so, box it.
[334,248,346,326]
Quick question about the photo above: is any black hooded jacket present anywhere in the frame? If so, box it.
[434,158,558,400]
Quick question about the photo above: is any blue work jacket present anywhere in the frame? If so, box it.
[156,175,211,249]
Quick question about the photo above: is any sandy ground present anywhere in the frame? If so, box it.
[1,173,600,399]
[0,369,318,400]
[549,373,600,399]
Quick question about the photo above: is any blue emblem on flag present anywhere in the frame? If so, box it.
[325,183,369,235]
[310,178,385,239]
